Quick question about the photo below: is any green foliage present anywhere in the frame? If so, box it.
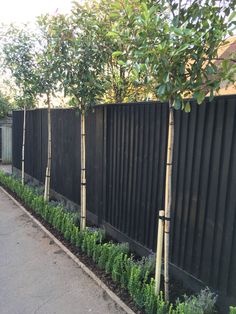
[112,0,236,110]
[35,15,63,98]
[106,242,129,273]
[0,93,12,118]
[92,243,103,264]
[98,242,112,269]
[70,225,79,245]
[230,306,236,314]
[128,262,150,308]
[2,25,38,109]
[1,0,236,109]
[37,9,108,111]
[0,171,221,314]
[143,278,157,314]
[81,228,104,257]
[137,254,155,277]
[174,288,217,314]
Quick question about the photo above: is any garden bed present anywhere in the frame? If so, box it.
[0,172,220,314]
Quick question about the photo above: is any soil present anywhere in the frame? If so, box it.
[1,184,195,314]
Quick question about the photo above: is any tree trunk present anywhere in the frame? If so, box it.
[80,108,86,230]
[21,105,26,185]
[44,93,52,202]
[164,100,174,301]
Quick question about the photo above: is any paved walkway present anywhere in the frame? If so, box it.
[0,189,125,314]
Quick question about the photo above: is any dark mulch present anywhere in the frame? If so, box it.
[1,184,194,314]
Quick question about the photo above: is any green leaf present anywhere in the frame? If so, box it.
[194,91,205,105]
[173,98,182,110]
[112,51,123,58]
[184,102,191,113]
[175,44,189,54]
[209,89,214,102]
[157,84,166,96]
[106,31,119,38]
[229,11,236,22]
[163,72,170,83]
[117,60,125,66]
[172,27,183,36]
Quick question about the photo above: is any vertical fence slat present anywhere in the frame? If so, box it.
[211,100,234,288]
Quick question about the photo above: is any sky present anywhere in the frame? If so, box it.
[0,0,75,24]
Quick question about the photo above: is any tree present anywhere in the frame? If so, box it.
[39,7,108,229]
[36,15,62,202]
[2,25,37,185]
[114,0,236,300]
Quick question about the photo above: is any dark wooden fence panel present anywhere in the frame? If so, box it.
[12,95,236,307]
[51,109,81,204]
[12,110,23,170]
[86,107,105,220]
[105,102,168,249]
[24,110,43,182]
[170,97,236,302]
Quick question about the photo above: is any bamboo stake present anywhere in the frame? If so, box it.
[164,101,174,301]
[44,93,52,202]
[21,105,26,185]
[80,108,86,230]
[155,210,165,296]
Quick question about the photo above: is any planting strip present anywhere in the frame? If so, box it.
[0,186,136,314]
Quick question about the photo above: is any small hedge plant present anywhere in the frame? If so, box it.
[0,171,219,314]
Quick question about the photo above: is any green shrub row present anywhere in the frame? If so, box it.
[0,172,221,314]
[230,307,236,314]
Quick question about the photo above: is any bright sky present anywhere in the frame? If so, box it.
[0,0,75,24]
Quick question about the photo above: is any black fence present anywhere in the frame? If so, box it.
[12,95,236,310]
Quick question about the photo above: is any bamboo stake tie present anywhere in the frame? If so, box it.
[155,210,165,296]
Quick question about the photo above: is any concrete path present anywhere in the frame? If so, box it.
[0,189,125,314]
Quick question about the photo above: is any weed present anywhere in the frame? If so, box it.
[175,288,217,314]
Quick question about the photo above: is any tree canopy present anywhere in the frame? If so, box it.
[2,25,38,109]
[110,0,236,109]
[0,0,235,108]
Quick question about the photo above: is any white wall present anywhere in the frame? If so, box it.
[2,126,12,164]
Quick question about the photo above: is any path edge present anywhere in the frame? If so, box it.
[0,186,136,314]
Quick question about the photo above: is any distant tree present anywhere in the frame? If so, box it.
[0,92,12,118]
[2,25,37,185]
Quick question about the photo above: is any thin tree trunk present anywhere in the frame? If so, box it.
[44,93,52,202]
[21,105,26,185]
[164,100,174,301]
[80,108,86,230]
